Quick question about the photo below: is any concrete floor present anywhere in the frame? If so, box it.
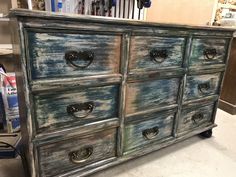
[1,109,236,177]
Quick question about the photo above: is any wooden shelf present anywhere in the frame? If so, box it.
[218,3,236,10]
[0,44,13,56]
[0,17,10,22]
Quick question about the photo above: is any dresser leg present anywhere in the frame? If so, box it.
[199,129,213,138]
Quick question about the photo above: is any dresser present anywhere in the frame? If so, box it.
[10,9,234,177]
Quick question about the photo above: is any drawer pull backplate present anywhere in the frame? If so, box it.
[69,146,93,164]
[67,102,94,118]
[198,82,211,93]
[191,113,204,124]
[65,50,94,69]
[150,49,168,63]
[142,126,159,140]
[203,48,217,60]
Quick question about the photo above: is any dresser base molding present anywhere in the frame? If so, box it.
[219,99,236,115]
[55,124,216,177]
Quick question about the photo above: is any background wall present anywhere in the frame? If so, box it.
[146,0,217,25]
[0,0,12,44]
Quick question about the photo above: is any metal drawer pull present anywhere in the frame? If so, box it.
[198,82,211,93]
[65,50,94,69]
[67,102,94,118]
[150,49,168,63]
[69,146,93,164]
[142,126,159,140]
[191,113,204,124]
[203,48,217,60]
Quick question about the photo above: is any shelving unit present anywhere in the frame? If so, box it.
[218,2,236,9]
[0,1,18,72]
[0,17,10,22]
[213,0,236,25]
[0,44,13,56]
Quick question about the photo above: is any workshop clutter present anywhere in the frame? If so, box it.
[0,66,20,133]
[31,0,151,20]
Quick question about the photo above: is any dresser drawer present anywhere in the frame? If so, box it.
[38,128,117,177]
[177,104,215,133]
[34,85,119,133]
[124,112,175,153]
[183,73,221,101]
[189,38,229,66]
[27,31,121,80]
[126,78,180,115]
[129,36,185,72]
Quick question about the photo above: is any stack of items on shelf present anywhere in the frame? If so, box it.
[214,0,236,26]
[29,0,151,20]
[30,0,118,15]
[0,65,20,133]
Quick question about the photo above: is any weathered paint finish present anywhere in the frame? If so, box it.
[33,85,119,133]
[10,9,235,177]
[184,73,221,101]
[189,38,229,66]
[124,112,175,153]
[126,78,180,115]
[38,128,117,177]
[129,36,186,72]
[27,31,121,80]
[177,104,214,133]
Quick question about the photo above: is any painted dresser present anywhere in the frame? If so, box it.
[10,9,234,177]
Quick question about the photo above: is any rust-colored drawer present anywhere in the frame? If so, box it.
[126,77,180,115]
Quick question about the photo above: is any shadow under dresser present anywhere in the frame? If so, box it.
[9,9,235,177]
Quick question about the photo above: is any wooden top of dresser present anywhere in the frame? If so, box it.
[10,8,236,32]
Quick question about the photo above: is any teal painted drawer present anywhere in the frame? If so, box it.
[184,73,221,101]
[33,85,119,133]
[129,36,185,72]
[126,78,180,115]
[124,112,175,153]
[27,31,121,80]
[38,128,117,177]
[189,38,229,66]
[177,104,215,133]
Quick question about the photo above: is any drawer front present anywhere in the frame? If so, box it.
[38,129,116,177]
[189,38,229,66]
[34,85,119,133]
[124,112,175,152]
[27,31,121,80]
[184,73,221,101]
[129,36,185,72]
[126,78,180,115]
[177,104,214,133]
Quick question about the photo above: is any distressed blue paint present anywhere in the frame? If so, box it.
[124,112,175,152]
[34,85,119,133]
[27,31,121,80]
[126,78,180,115]
[177,104,214,133]
[189,38,229,66]
[129,36,186,72]
[11,9,235,177]
[184,73,221,101]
